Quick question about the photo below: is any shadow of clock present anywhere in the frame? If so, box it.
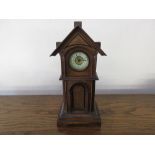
[57,126,101,135]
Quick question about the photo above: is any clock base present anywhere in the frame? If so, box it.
[57,102,101,127]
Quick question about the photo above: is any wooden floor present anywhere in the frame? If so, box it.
[0,95,155,134]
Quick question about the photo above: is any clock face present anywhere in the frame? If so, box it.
[69,51,89,71]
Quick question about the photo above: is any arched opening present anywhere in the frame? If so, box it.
[70,83,88,112]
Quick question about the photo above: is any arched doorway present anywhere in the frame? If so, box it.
[70,83,88,112]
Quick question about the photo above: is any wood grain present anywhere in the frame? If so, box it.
[0,95,155,134]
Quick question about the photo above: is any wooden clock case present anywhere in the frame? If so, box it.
[50,22,106,127]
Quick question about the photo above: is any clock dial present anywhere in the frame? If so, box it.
[69,51,89,71]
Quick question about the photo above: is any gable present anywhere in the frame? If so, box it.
[67,34,89,46]
[50,22,106,56]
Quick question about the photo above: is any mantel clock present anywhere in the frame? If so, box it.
[50,21,106,127]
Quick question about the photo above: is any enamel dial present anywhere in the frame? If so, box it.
[69,51,89,71]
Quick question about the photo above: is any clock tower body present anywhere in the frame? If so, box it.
[51,22,106,127]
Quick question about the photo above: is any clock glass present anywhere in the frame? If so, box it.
[69,51,89,71]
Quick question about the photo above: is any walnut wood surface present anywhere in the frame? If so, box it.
[0,95,155,135]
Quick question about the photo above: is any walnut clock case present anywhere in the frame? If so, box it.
[50,21,106,127]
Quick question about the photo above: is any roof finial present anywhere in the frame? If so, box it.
[74,21,82,28]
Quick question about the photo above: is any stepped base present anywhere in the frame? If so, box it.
[57,102,101,127]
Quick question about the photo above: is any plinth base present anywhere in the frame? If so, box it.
[57,102,101,127]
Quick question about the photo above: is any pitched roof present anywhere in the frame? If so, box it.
[50,22,106,56]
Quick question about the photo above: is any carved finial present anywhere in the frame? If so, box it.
[74,21,82,28]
